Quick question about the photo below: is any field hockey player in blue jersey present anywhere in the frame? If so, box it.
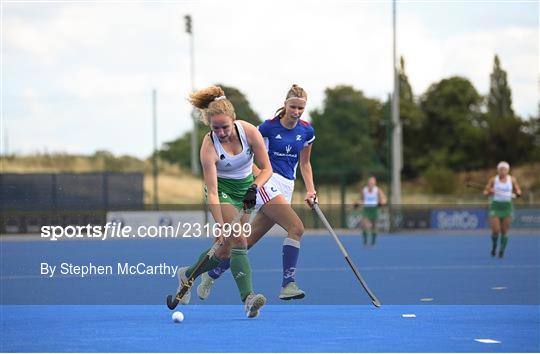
[197,84,317,301]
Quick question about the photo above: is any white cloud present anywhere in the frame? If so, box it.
[400,16,538,116]
[2,1,538,158]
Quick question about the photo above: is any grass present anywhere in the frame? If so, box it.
[145,172,203,204]
[2,154,539,205]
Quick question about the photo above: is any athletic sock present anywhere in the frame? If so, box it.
[186,248,221,279]
[230,248,253,302]
[491,232,499,252]
[500,234,509,253]
[362,230,368,245]
[371,231,377,245]
[208,258,231,280]
[282,238,300,287]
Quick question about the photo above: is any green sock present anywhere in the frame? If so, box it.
[500,234,509,253]
[362,230,368,244]
[230,248,253,302]
[371,231,377,245]
[491,232,499,251]
[186,248,221,279]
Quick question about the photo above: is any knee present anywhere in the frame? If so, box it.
[288,222,304,240]
[228,236,247,249]
[215,244,231,259]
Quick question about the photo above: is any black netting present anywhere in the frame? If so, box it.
[56,173,104,209]
[1,173,143,211]
[106,173,144,209]
[0,174,54,211]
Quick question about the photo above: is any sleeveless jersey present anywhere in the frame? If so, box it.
[363,186,379,206]
[258,117,315,180]
[212,121,253,179]
[493,175,513,202]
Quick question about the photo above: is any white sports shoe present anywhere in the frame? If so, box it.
[197,272,215,300]
[176,266,191,305]
[244,293,266,318]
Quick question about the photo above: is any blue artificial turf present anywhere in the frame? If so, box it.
[1,233,539,352]
[1,305,538,352]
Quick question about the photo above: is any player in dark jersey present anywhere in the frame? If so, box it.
[197,84,317,301]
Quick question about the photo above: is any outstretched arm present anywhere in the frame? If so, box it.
[378,188,387,206]
[512,176,522,197]
[252,164,261,178]
[484,177,495,196]
[200,135,224,227]
[242,122,272,188]
[299,144,317,206]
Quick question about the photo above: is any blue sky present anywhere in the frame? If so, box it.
[2,0,538,158]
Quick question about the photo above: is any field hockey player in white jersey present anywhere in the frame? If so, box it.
[174,86,273,318]
[198,84,317,301]
[484,161,522,258]
[355,176,387,246]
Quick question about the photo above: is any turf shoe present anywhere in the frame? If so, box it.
[197,272,215,300]
[244,293,266,318]
[279,282,305,300]
[176,266,191,305]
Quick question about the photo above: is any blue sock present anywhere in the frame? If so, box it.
[282,238,300,287]
[208,258,230,280]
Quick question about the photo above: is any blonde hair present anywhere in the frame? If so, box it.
[189,86,236,125]
[275,84,308,118]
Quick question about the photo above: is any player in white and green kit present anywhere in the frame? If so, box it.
[197,85,317,302]
[355,176,387,246]
[174,86,274,318]
[484,161,522,258]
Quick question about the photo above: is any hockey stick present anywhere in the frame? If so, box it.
[466,181,519,199]
[166,209,245,310]
[465,181,486,190]
[312,203,381,308]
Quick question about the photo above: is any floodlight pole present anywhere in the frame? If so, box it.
[185,15,200,175]
[391,0,402,206]
[152,89,159,210]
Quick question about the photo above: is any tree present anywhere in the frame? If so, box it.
[397,57,425,178]
[418,77,487,172]
[484,55,535,166]
[158,84,261,170]
[310,86,384,183]
[485,115,537,167]
[488,55,514,119]
[524,115,540,162]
